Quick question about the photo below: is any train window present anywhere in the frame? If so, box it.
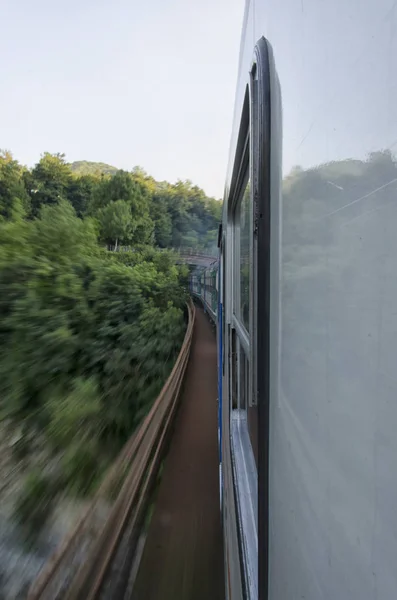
[231,328,238,409]
[238,342,249,410]
[239,181,251,332]
[222,244,226,376]
[222,37,271,600]
[233,175,251,333]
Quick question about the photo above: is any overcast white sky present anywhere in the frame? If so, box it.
[0,0,244,198]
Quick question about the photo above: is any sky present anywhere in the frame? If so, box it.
[0,0,244,198]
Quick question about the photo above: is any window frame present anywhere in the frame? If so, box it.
[226,37,272,600]
[227,82,259,598]
[251,38,272,600]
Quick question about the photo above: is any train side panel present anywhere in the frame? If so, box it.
[224,1,397,599]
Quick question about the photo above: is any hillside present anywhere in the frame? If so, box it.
[70,161,119,176]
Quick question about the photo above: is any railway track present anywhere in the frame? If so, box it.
[28,300,195,600]
[131,305,224,600]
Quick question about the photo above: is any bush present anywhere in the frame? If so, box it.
[0,199,187,497]
[14,469,55,542]
[61,441,103,496]
[45,378,102,449]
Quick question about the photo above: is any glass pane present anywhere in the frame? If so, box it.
[239,342,247,410]
[272,152,397,599]
[231,328,237,409]
[240,181,251,331]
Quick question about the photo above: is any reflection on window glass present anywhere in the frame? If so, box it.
[239,342,249,410]
[231,329,238,409]
[240,180,250,331]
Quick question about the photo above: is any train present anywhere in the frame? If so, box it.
[191,0,397,599]
[190,264,218,323]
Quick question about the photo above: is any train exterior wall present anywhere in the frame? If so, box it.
[223,0,397,599]
[193,1,397,597]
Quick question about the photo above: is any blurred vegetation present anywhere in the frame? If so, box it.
[4,146,394,534]
[14,469,56,545]
[0,149,222,531]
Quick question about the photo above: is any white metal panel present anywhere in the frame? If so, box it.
[234,1,397,599]
[225,0,397,598]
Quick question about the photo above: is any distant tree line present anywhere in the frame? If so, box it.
[281,149,397,420]
[0,152,222,253]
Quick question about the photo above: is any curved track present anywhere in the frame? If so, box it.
[131,307,224,600]
[28,305,223,600]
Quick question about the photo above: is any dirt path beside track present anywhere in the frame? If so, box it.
[131,307,224,600]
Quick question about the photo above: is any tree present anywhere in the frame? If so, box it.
[206,197,222,224]
[0,150,30,220]
[133,213,155,246]
[97,199,133,250]
[150,196,172,247]
[90,170,147,211]
[87,170,155,246]
[29,153,72,216]
[67,174,98,218]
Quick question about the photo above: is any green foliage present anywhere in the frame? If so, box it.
[97,199,133,249]
[0,149,222,509]
[14,469,55,540]
[45,378,102,448]
[0,150,30,220]
[150,196,173,247]
[0,152,222,252]
[67,174,99,218]
[29,153,72,216]
[0,199,185,427]
[149,180,222,251]
[70,161,119,176]
[86,170,155,246]
[61,440,102,496]
[90,169,148,211]
[0,178,189,508]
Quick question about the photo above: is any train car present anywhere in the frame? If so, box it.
[190,263,218,323]
[218,1,397,600]
[190,270,202,297]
